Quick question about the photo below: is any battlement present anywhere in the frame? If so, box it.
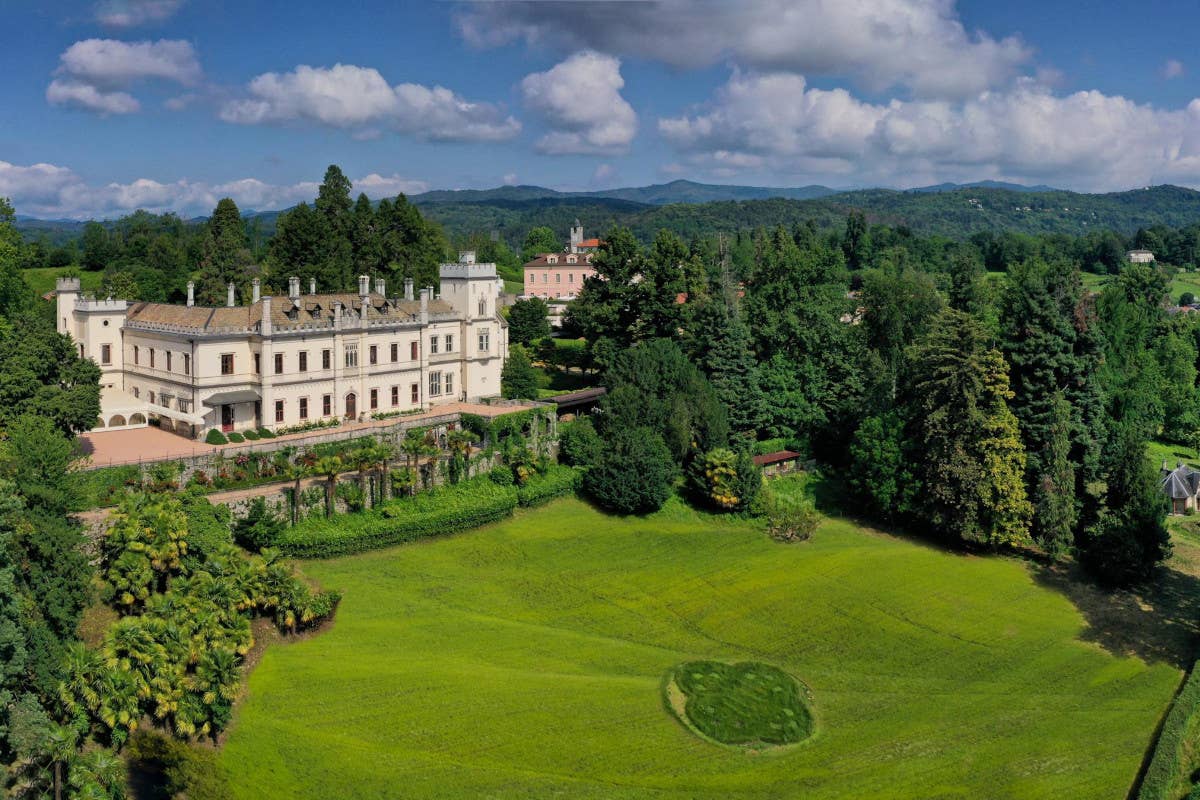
[56,276,81,292]
[439,261,498,280]
[75,296,129,312]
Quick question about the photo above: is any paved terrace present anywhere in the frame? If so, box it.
[77,401,537,468]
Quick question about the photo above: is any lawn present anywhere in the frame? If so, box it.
[22,267,102,296]
[216,497,1182,799]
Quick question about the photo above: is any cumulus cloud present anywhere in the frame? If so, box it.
[1164,59,1185,79]
[459,0,1031,99]
[502,172,519,185]
[659,71,1200,191]
[0,160,426,220]
[219,63,520,142]
[47,38,201,114]
[520,51,637,154]
[95,0,185,27]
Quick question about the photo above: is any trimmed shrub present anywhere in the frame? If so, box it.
[257,427,276,439]
[1139,661,1200,800]
[584,426,676,514]
[517,466,581,508]
[205,429,228,445]
[243,429,260,441]
[227,432,245,443]
[558,417,601,467]
[489,464,515,486]
[276,478,519,558]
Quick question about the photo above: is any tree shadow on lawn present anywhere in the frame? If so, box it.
[1031,560,1200,669]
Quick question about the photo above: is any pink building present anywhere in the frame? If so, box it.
[522,221,599,300]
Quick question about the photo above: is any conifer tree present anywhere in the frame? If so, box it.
[1032,392,1077,556]
[196,198,254,305]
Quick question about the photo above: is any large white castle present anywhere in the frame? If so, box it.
[56,253,508,439]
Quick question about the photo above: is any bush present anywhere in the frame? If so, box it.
[276,478,519,558]
[257,427,276,439]
[517,466,581,507]
[688,448,762,512]
[125,730,231,800]
[70,464,142,510]
[489,464,515,486]
[1138,660,1200,800]
[558,417,602,467]
[205,429,228,445]
[583,426,676,514]
[227,432,245,443]
[233,497,285,552]
[760,480,821,542]
[179,488,232,564]
[243,429,260,441]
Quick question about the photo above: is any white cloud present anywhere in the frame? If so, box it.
[1164,59,1185,79]
[219,63,520,142]
[659,71,1200,191]
[47,38,200,115]
[55,38,200,90]
[520,51,637,154]
[590,163,617,186]
[502,172,519,185]
[95,0,185,28]
[45,79,140,115]
[0,161,426,220]
[459,0,1032,99]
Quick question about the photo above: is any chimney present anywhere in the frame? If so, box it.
[459,250,476,264]
[288,276,300,301]
[404,278,414,301]
[358,275,370,297]
[261,295,272,336]
[226,283,236,307]
[186,281,194,307]
[252,278,261,304]
[419,287,429,322]
[374,277,385,296]
[333,301,343,330]
[310,277,316,295]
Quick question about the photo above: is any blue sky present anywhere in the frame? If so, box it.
[3,0,1200,218]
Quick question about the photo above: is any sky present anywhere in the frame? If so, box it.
[4,0,1200,219]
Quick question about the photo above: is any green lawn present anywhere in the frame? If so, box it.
[22,267,101,296]
[217,497,1180,799]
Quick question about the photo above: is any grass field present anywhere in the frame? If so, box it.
[21,267,101,296]
[216,497,1183,799]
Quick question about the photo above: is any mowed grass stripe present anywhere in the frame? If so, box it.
[218,498,1180,799]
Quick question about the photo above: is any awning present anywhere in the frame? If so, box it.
[202,389,261,406]
[150,406,208,426]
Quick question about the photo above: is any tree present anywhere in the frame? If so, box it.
[1033,392,1077,557]
[848,410,913,521]
[558,417,601,467]
[233,497,285,552]
[507,297,551,346]
[79,222,113,271]
[693,298,765,436]
[312,456,343,517]
[196,198,255,305]
[0,314,101,436]
[841,210,872,270]
[688,447,761,512]
[521,226,559,263]
[501,344,540,400]
[583,426,676,514]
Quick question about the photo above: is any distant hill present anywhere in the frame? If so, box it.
[909,180,1060,194]
[16,182,1200,245]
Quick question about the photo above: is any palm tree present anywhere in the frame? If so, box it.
[282,461,307,526]
[349,446,376,508]
[370,441,396,503]
[400,431,430,496]
[45,724,78,800]
[312,455,343,517]
[447,429,476,483]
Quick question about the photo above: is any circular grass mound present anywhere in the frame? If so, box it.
[664,660,813,748]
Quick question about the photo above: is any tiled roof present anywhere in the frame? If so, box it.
[523,253,596,269]
[753,450,802,467]
[125,292,457,334]
[1161,463,1200,500]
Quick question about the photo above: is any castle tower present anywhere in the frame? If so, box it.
[569,220,583,254]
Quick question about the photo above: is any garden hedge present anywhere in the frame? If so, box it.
[276,478,519,558]
[517,466,581,508]
[1138,660,1200,800]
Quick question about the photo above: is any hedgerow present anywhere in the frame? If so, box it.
[517,466,581,508]
[70,464,142,510]
[1139,661,1200,800]
[276,478,519,558]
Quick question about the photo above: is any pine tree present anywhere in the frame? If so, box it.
[501,344,540,400]
[1032,392,1077,557]
[977,349,1033,548]
[696,299,765,435]
[196,198,254,305]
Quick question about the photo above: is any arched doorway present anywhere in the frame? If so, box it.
[109,414,126,427]
[129,413,146,425]
[345,392,357,420]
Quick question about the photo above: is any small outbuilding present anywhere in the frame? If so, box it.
[752,450,803,479]
[1162,461,1200,514]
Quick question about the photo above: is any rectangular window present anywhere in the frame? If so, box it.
[445,371,454,397]
[429,372,441,397]
[299,351,308,372]
[411,383,419,404]
[132,387,139,398]
[369,345,378,365]
[410,341,418,361]
[322,394,332,416]
[370,388,378,410]
[569,273,575,283]
[133,345,139,365]
[390,342,398,362]
[100,344,111,365]
[274,352,284,375]
[555,272,561,283]
[322,349,331,370]
[391,386,399,407]
[183,353,190,375]
[149,349,155,369]
[444,334,453,352]
[148,391,155,405]
[543,273,548,283]
[166,351,172,372]
[254,353,261,374]
[299,397,308,420]
[430,336,439,355]
[221,354,234,375]
[275,400,284,423]
[344,344,358,368]
[478,328,490,353]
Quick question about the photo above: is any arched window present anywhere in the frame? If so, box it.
[478,298,486,316]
